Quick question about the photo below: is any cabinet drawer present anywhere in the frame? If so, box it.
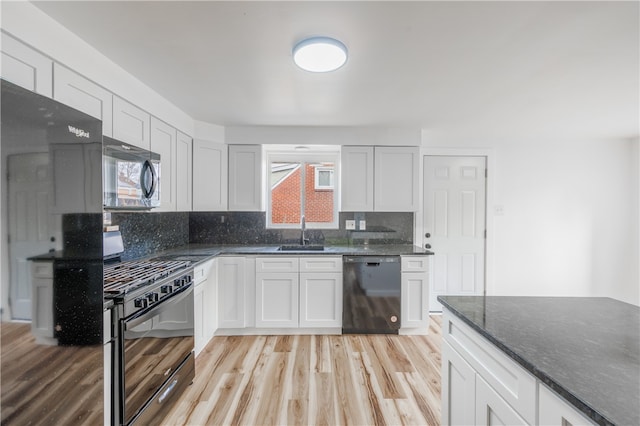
[31,262,53,278]
[299,256,342,273]
[443,311,536,425]
[194,259,214,284]
[256,257,299,273]
[401,256,429,272]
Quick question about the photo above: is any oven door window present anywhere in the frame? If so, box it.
[121,289,194,425]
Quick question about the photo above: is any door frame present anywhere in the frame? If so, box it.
[416,147,495,303]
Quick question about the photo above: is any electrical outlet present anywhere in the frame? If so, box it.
[359,220,366,230]
[346,220,356,230]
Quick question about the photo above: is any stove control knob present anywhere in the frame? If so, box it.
[174,278,183,288]
[161,285,173,294]
[134,298,148,309]
[146,293,159,303]
[186,275,192,283]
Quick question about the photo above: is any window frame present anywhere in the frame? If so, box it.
[265,150,340,230]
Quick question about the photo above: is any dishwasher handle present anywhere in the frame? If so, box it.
[343,256,400,264]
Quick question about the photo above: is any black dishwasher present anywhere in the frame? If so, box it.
[342,256,401,334]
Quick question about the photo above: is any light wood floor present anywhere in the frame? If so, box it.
[163,316,442,426]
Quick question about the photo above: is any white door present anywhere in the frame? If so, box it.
[8,153,56,320]
[423,156,486,311]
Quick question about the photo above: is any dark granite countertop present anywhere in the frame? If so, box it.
[153,243,432,260]
[438,296,640,426]
[28,249,103,261]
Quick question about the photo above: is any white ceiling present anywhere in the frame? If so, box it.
[33,1,639,140]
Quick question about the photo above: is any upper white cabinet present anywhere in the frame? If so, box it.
[374,146,419,211]
[1,32,52,97]
[176,131,193,211]
[228,145,262,211]
[113,96,150,150]
[400,255,429,331]
[53,64,113,137]
[193,141,228,211]
[150,117,177,211]
[341,146,374,212]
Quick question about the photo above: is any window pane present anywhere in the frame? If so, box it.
[271,162,301,224]
[306,163,334,224]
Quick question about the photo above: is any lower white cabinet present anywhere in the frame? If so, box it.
[475,375,527,425]
[442,340,476,426]
[400,255,430,332]
[539,384,595,426]
[254,256,342,330]
[217,257,248,329]
[194,259,218,356]
[30,261,56,345]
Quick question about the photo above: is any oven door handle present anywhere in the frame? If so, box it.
[124,283,193,330]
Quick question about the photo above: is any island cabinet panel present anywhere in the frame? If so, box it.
[441,340,476,426]
[53,63,113,137]
[442,310,536,425]
[1,32,53,97]
[475,375,527,425]
[192,140,227,211]
[538,384,595,426]
[113,96,150,150]
[341,146,374,211]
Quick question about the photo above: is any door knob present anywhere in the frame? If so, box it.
[425,244,431,249]
[425,233,431,238]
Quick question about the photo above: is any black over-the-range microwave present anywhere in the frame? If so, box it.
[103,137,161,210]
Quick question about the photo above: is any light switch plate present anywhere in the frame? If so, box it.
[359,220,366,230]
[346,220,356,230]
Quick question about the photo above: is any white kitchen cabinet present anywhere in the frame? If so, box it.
[1,32,53,97]
[374,146,419,211]
[113,96,150,150]
[400,255,430,332]
[150,117,177,211]
[192,140,228,211]
[53,63,113,137]
[255,257,299,328]
[30,261,56,345]
[218,257,247,329]
[341,146,374,212]
[299,256,342,328]
[475,375,527,425]
[442,341,476,426]
[194,259,217,356]
[176,131,193,211]
[539,384,595,426]
[228,145,262,211]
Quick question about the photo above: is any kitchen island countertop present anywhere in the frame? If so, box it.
[438,295,640,426]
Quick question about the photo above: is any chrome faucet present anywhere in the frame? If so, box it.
[300,215,309,246]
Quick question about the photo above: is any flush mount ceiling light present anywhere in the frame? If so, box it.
[293,37,348,73]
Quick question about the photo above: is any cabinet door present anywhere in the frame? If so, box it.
[194,283,205,356]
[150,117,177,211]
[193,140,228,211]
[31,262,56,344]
[539,384,594,426]
[218,257,245,328]
[53,63,113,137]
[299,272,342,328]
[401,271,429,329]
[228,145,262,211]
[1,32,52,97]
[255,272,298,328]
[374,146,419,211]
[113,96,150,149]
[341,146,374,211]
[475,375,527,425]
[442,341,476,426]
[176,131,193,211]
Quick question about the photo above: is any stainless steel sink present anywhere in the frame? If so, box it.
[278,245,325,251]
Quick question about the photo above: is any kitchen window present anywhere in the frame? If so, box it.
[266,148,339,229]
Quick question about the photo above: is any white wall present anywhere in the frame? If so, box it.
[0,2,195,136]
[423,132,640,305]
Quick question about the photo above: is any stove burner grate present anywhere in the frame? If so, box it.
[103,259,190,295]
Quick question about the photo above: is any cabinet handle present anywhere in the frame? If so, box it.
[425,244,431,249]
[425,233,431,238]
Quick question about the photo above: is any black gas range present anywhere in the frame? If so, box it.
[104,258,195,426]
